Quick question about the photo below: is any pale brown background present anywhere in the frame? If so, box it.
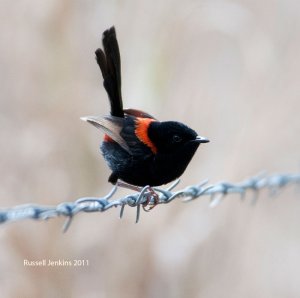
[0,1,299,297]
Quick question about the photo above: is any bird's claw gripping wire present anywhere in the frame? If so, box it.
[116,180,160,212]
[142,187,160,212]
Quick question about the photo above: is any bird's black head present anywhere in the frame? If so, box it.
[148,121,209,154]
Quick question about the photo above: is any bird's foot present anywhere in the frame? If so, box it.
[116,180,159,211]
[142,187,159,212]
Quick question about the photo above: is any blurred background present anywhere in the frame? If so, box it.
[0,0,299,297]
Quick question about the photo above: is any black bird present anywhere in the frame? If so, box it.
[82,27,209,190]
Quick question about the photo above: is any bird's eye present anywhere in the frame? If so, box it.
[173,135,182,143]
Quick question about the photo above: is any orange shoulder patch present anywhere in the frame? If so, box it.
[135,118,157,154]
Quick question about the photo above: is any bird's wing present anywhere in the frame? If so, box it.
[82,114,156,157]
[81,115,130,153]
[120,115,157,156]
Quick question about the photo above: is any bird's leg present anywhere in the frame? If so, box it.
[116,180,142,192]
[116,180,159,211]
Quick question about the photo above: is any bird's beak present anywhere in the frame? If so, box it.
[195,136,210,143]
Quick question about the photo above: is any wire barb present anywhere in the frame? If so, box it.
[0,172,299,230]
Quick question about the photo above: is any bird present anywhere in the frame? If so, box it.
[81,27,209,200]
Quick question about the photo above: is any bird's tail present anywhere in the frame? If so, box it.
[95,27,124,117]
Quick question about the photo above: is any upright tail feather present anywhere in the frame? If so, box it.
[95,27,124,117]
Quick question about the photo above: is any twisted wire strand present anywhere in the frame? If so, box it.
[0,172,299,232]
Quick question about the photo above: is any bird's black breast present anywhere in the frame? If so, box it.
[101,137,200,186]
[101,138,155,186]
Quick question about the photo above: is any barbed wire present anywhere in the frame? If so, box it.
[0,172,299,232]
